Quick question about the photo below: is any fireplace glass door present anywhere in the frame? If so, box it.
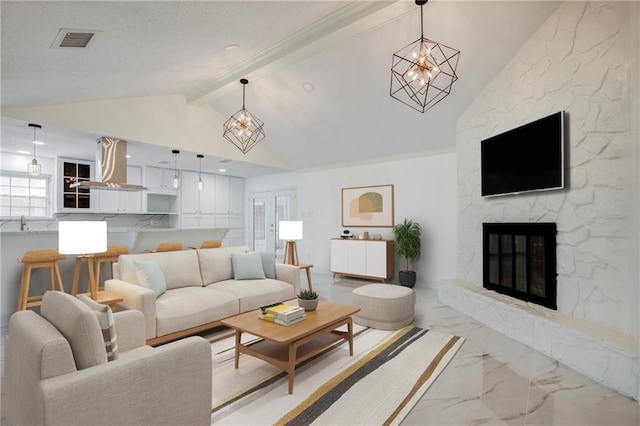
[483,223,557,310]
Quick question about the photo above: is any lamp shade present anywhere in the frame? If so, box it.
[279,221,303,241]
[58,221,108,255]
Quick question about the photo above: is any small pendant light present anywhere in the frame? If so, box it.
[197,154,204,190]
[172,149,180,188]
[28,123,42,176]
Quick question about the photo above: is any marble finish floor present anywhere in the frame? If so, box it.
[2,272,638,425]
[317,272,640,425]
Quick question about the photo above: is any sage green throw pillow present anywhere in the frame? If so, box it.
[231,251,266,280]
[134,260,167,297]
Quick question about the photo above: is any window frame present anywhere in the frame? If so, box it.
[0,171,52,219]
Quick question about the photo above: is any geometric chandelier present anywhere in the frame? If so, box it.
[390,0,460,113]
[223,78,266,154]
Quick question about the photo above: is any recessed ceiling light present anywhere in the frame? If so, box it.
[303,82,314,92]
[218,168,227,173]
[126,154,131,158]
[32,141,45,145]
[17,150,31,155]
[224,44,239,51]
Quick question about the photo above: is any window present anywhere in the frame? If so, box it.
[62,160,91,209]
[0,172,50,218]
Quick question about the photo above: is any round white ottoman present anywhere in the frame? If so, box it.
[351,284,415,330]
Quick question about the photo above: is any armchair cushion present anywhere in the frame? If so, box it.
[79,295,119,361]
[40,291,108,370]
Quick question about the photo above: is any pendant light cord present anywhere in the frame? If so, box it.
[420,3,424,39]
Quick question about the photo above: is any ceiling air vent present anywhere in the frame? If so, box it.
[52,28,102,49]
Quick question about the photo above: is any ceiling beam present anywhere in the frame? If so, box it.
[184,0,414,105]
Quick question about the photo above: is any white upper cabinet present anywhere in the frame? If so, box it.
[97,166,143,213]
[145,166,178,192]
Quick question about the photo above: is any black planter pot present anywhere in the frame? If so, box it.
[399,270,416,288]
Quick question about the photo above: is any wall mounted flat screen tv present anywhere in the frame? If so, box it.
[481,111,564,197]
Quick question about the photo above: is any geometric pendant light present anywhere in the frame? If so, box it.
[223,78,265,154]
[28,123,42,176]
[390,0,460,113]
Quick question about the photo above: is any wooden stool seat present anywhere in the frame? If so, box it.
[191,240,222,249]
[18,249,67,311]
[147,242,183,253]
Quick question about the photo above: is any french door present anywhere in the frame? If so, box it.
[249,189,297,260]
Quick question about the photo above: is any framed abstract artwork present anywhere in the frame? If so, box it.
[341,184,394,227]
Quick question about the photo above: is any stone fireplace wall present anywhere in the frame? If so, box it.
[456,1,638,339]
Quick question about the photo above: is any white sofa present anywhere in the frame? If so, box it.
[105,246,301,345]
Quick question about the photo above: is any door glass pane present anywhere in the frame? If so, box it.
[274,194,294,260]
[252,197,267,252]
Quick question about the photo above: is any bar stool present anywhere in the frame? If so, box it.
[71,245,129,295]
[147,242,183,253]
[17,249,67,311]
[93,245,128,289]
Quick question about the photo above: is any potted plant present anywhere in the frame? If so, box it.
[393,219,422,288]
[297,289,319,311]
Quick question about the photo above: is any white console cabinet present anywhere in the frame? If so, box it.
[330,239,394,282]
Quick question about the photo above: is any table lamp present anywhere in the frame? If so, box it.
[58,221,107,299]
[279,221,303,265]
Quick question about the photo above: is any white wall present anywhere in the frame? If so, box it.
[245,150,458,287]
[456,1,639,338]
[2,94,287,170]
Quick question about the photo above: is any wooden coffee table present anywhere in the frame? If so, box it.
[221,300,360,394]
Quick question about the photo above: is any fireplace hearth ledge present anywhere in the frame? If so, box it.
[439,279,639,400]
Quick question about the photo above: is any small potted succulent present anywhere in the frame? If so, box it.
[297,289,319,311]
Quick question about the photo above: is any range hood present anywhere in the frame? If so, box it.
[70,137,146,191]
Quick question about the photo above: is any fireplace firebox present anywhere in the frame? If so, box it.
[483,223,557,310]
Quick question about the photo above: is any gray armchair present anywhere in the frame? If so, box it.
[5,291,212,426]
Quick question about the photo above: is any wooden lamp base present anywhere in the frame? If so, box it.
[283,240,299,265]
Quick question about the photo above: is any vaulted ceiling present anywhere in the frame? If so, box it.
[1,1,561,175]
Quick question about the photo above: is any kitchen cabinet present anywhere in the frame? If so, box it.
[180,170,216,227]
[215,176,244,215]
[215,214,243,247]
[330,239,394,282]
[97,166,142,213]
[145,166,178,192]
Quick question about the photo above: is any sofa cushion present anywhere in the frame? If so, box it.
[197,246,249,284]
[231,251,266,280]
[207,279,295,312]
[155,287,240,337]
[260,252,277,279]
[78,295,119,361]
[117,250,203,290]
[133,260,167,297]
[40,291,108,370]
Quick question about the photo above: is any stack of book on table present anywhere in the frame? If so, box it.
[258,303,306,326]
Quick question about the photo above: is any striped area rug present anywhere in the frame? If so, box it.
[209,325,464,425]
